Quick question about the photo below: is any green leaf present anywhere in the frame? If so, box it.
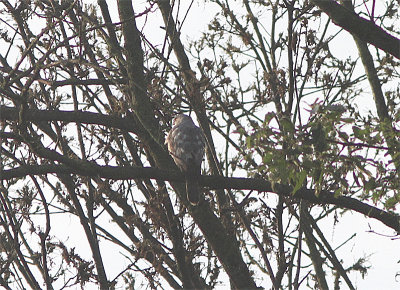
[340,117,354,123]
[352,126,362,138]
[281,118,295,133]
[264,112,275,125]
[364,178,377,192]
[385,196,399,209]
[292,170,307,195]
[246,136,252,149]
[262,152,274,164]
[334,188,343,198]
[338,131,349,141]
[352,126,369,140]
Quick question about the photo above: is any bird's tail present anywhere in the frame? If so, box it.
[186,178,200,206]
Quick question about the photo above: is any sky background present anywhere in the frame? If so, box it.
[4,0,398,289]
[79,1,399,288]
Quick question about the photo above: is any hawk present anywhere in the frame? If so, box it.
[165,114,206,205]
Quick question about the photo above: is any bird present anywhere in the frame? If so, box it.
[165,114,206,205]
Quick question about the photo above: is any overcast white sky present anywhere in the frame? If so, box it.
[4,0,397,289]
[73,1,400,289]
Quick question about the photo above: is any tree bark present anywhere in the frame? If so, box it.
[311,0,400,59]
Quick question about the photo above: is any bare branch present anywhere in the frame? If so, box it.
[311,0,400,59]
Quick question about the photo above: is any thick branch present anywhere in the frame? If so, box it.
[303,223,329,290]
[2,164,399,233]
[311,0,400,59]
[0,106,134,132]
[117,0,162,142]
[340,0,400,170]
[0,107,257,288]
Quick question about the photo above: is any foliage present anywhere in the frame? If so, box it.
[0,0,399,289]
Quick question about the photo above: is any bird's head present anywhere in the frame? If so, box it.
[172,114,194,126]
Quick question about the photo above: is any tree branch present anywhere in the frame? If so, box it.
[339,0,400,170]
[311,0,400,59]
[0,105,135,132]
[2,164,399,233]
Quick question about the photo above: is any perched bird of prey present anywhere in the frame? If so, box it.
[165,114,206,205]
